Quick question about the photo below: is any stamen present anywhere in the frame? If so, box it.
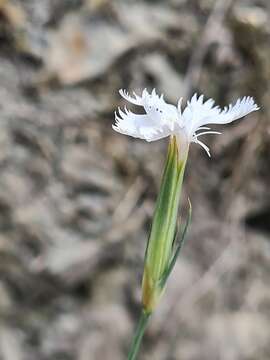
[195,131,221,138]
[196,126,211,131]
[193,139,211,157]
[177,98,183,115]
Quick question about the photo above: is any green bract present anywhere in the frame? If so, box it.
[142,136,188,313]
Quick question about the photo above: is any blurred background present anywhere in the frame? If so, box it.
[0,0,269,359]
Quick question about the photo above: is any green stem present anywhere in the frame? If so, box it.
[127,310,151,360]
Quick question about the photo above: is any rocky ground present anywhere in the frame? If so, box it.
[0,0,269,359]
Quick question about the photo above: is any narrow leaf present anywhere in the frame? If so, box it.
[160,199,192,287]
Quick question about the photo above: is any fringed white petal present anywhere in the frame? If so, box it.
[113,107,172,142]
[213,96,259,124]
[184,94,259,138]
[113,89,180,142]
[119,89,144,106]
[182,93,221,138]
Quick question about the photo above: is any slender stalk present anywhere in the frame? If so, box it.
[127,310,151,360]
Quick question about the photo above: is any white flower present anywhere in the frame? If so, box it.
[113,89,259,157]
